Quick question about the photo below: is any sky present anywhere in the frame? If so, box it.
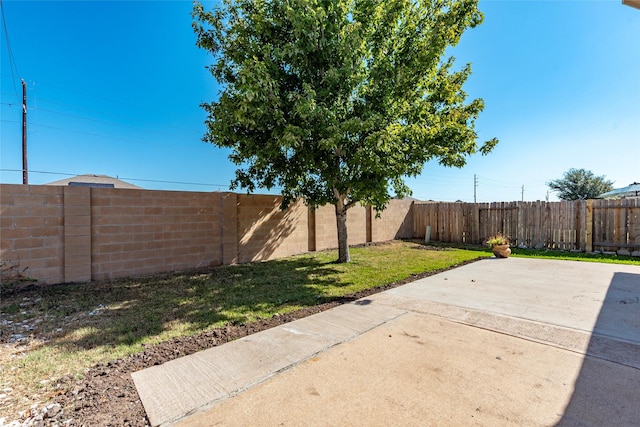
[1,0,639,203]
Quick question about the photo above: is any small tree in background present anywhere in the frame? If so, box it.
[193,0,498,263]
[547,168,614,200]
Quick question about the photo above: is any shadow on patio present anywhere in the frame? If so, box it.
[556,271,640,426]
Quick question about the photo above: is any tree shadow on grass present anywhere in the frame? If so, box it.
[2,256,347,354]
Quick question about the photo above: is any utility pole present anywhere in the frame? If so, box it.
[473,174,478,203]
[22,79,28,184]
[521,185,524,202]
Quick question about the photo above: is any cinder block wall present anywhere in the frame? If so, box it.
[1,185,65,284]
[0,185,225,284]
[313,204,368,251]
[90,189,222,281]
[64,186,92,282]
[311,205,337,252]
[236,195,308,263]
[372,199,414,241]
[0,184,415,285]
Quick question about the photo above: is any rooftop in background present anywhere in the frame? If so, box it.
[623,0,640,10]
[598,182,640,199]
[46,174,143,189]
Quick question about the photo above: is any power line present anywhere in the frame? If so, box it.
[5,101,205,148]
[29,81,201,134]
[34,80,150,111]
[120,176,232,188]
[29,106,200,142]
[0,0,20,99]
[3,85,207,145]
[1,91,20,101]
[26,123,196,149]
[477,174,542,187]
[0,168,234,189]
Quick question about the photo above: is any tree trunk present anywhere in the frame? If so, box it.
[335,202,350,263]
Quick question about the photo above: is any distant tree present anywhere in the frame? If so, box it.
[193,0,497,263]
[547,168,614,200]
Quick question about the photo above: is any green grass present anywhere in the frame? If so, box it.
[1,239,638,418]
[509,247,640,265]
[0,240,485,417]
[426,241,640,266]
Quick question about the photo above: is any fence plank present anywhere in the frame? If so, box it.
[412,199,638,253]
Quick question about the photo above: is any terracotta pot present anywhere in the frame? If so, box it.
[492,244,511,258]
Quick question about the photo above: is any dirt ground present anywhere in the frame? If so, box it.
[2,258,478,427]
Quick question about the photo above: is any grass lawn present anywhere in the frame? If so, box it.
[431,241,640,265]
[0,240,485,416]
[1,239,638,418]
[510,247,640,265]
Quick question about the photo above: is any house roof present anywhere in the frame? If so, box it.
[623,0,640,10]
[46,174,143,189]
[597,182,640,199]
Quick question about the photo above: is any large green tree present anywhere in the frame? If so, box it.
[547,168,614,200]
[193,0,497,262]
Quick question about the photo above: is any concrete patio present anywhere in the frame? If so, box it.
[132,257,640,426]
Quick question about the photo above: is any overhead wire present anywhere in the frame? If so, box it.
[28,106,203,143]
[33,80,150,110]
[30,81,201,135]
[0,168,234,189]
[1,81,209,149]
[30,123,197,148]
[1,91,19,100]
[0,5,235,193]
[0,0,20,99]
[0,168,288,192]
[2,87,206,149]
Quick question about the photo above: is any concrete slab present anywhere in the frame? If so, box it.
[132,301,406,426]
[174,313,640,427]
[368,295,640,369]
[132,257,640,426]
[381,258,640,343]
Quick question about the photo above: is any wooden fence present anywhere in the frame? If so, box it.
[412,199,640,254]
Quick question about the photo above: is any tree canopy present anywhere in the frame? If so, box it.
[547,168,614,200]
[193,0,497,262]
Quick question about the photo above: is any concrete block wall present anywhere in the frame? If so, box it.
[312,205,338,252]
[221,192,238,265]
[236,195,308,263]
[1,185,65,284]
[1,184,416,285]
[90,189,222,281]
[64,187,92,282]
[347,205,368,246]
[371,199,414,242]
[313,204,368,251]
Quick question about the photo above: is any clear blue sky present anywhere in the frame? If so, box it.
[1,0,639,202]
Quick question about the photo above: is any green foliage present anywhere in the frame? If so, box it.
[193,0,497,261]
[547,168,614,201]
[485,233,509,247]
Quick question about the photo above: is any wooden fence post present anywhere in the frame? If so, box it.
[585,199,593,253]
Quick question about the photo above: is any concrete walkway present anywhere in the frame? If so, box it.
[132,258,640,426]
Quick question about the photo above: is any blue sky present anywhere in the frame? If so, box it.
[1,0,638,202]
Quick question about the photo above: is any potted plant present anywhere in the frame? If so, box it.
[486,233,511,258]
